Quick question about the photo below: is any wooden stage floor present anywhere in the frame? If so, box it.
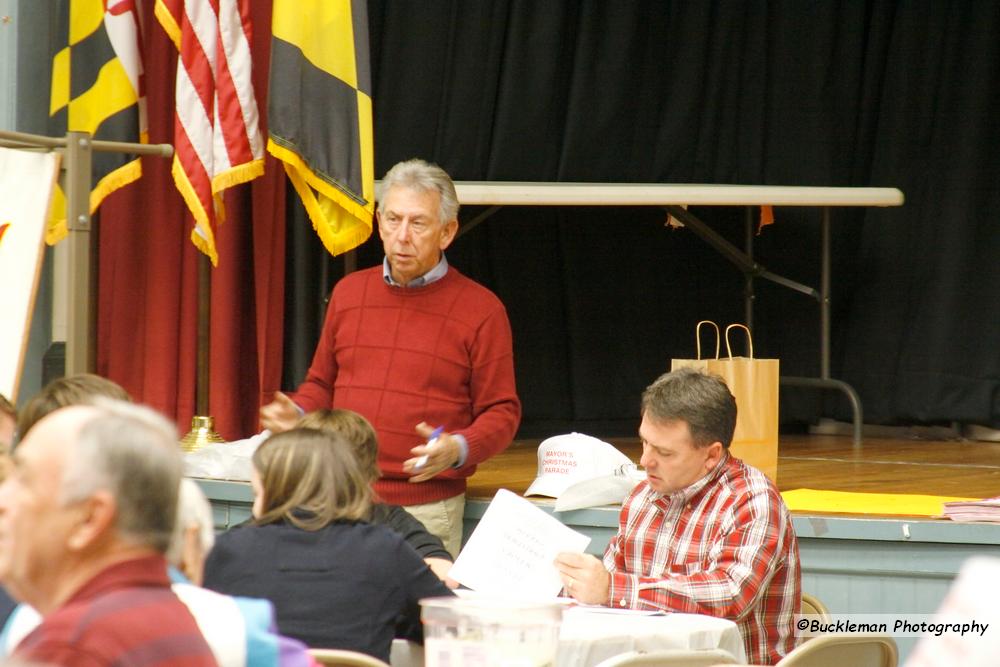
[467,433,1000,501]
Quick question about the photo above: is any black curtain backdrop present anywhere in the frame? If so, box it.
[284,1,1000,438]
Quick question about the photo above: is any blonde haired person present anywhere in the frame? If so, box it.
[203,428,453,662]
[298,409,455,582]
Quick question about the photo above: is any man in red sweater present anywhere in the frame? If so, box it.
[261,159,521,555]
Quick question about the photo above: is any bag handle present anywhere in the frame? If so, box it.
[695,320,720,360]
[724,323,753,359]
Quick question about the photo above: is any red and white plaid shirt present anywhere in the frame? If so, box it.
[604,453,800,665]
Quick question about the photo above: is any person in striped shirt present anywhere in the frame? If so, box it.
[555,368,800,665]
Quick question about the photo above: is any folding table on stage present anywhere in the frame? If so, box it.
[444,182,905,449]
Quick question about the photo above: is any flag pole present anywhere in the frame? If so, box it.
[179,253,224,451]
[0,129,172,376]
[0,130,224,450]
[196,254,210,415]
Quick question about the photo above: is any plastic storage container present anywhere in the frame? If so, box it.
[421,596,564,667]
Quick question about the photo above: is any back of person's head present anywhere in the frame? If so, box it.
[377,158,459,224]
[297,408,380,482]
[167,479,215,584]
[17,373,132,440]
[641,368,737,448]
[0,393,15,426]
[252,427,372,531]
[61,398,182,553]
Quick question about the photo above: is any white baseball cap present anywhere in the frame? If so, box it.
[524,432,635,499]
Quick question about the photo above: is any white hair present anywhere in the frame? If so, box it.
[166,479,216,567]
[376,158,459,224]
[60,399,182,552]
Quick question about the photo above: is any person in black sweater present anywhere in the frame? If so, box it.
[203,428,453,661]
[298,408,455,583]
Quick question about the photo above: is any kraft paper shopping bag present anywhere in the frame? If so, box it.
[672,323,779,481]
[669,320,720,372]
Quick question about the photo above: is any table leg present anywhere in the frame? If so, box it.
[663,204,864,449]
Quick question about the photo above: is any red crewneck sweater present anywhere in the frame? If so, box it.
[293,265,521,505]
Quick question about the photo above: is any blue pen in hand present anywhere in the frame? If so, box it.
[413,426,445,471]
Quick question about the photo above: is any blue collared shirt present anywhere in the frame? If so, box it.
[382,254,450,287]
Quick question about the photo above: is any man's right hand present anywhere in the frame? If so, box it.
[554,552,611,605]
[259,391,301,433]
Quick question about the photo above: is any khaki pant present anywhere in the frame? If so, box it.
[403,494,466,558]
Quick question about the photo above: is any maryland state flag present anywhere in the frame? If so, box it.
[49,0,147,245]
[267,0,374,256]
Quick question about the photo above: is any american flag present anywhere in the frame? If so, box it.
[155,0,263,266]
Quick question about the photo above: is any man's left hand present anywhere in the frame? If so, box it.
[404,422,460,482]
[554,552,611,605]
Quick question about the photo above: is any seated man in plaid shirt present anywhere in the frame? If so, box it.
[555,368,800,665]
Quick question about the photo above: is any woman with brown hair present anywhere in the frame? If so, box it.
[202,428,452,662]
[297,409,455,582]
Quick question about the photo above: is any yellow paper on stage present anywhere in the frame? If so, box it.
[781,488,979,517]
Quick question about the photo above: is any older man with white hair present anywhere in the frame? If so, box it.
[2,478,315,667]
[260,158,522,555]
[0,401,217,666]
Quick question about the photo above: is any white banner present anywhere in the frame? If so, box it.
[0,147,60,402]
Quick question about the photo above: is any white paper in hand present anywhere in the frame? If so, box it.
[450,489,591,599]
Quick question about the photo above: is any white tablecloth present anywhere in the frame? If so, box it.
[393,608,746,667]
[557,608,745,665]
